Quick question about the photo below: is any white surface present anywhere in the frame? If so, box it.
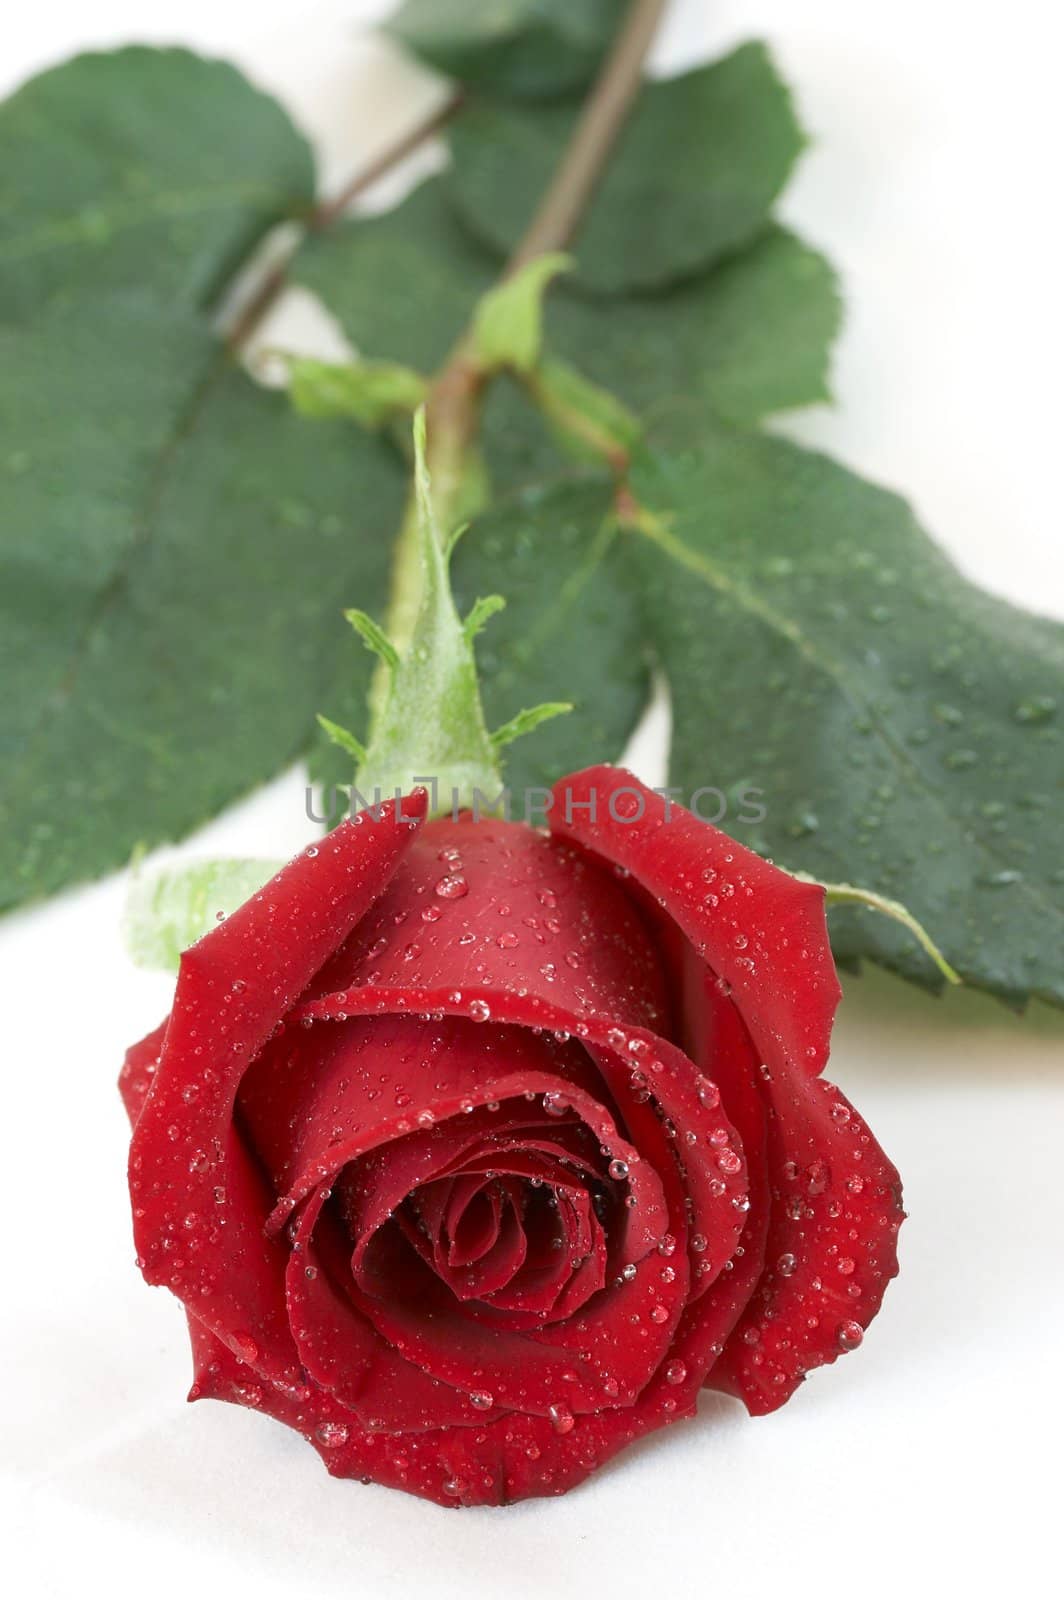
[4,3,1063,1597]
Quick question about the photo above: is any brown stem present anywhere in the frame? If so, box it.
[507,0,669,271]
[225,91,465,351]
[420,0,667,479]
[310,92,465,233]
[381,0,667,656]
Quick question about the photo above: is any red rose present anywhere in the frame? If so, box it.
[121,765,902,1506]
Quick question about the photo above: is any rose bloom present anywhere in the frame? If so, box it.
[121,765,902,1506]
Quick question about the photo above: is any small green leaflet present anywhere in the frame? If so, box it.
[125,857,283,972]
[384,0,627,100]
[446,43,804,292]
[471,252,573,375]
[287,357,428,425]
[628,429,1064,1007]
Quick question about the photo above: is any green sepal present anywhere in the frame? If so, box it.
[464,594,507,639]
[316,713,367,764]
[344,608,399,670]
[345,408,505,809]
[491,701,573,750]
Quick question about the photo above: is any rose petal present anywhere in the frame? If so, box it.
[549,766,840,1076]
[710,1072,903,1412]
[118,1021,167,1128]
[305,816,670,1035]
[128,796,425,1383]
[285,1182,481,1431]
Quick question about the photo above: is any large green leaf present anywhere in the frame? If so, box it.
[0,50,401,911]
[0,298,402,909]
[0,46,314,320]
[445,43,804,292]
[628,430,1064,1006]
[384,0,626,100]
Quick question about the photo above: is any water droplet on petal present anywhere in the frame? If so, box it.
[315,1420,349,1448]
[549,1402,575,1435]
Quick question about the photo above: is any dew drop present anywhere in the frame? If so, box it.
[549,1402,575,1435]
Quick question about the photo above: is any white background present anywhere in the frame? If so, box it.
[3,3,1062,1597]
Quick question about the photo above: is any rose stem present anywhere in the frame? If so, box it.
[506,0,670,273]
[384,0,670,656]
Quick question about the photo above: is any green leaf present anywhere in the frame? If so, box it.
[124,857,283,973]
[0,298,403,910]
[446,43,805,293]
[0,46,314,320]
[558,225,840,428]
[471,251,572,374]
[450,477,648,794]
[384,0,627,100]
[628,428,1064,1006]
[287,356,427,425]
[0,48,406,912]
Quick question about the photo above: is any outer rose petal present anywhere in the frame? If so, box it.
[119,1021,167,1128]
[303,815,671,1033]
[550,766,841,1076]
[126,795,426,1385]
[708,1072,902,1412]
[549,767,903,1412]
